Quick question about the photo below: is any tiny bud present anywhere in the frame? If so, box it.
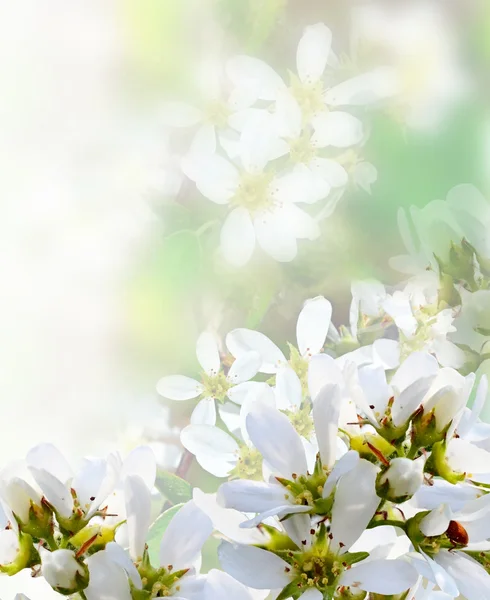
[376,457,425,502]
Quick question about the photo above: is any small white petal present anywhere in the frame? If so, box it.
[190,398,217,426]
[227,351,262,384]
[313,384,341,469]
[181,425,238,478]
[156,375,204,401]
[436,550,490,600]
[297,296,332,356]
[218,480,294,514]
[420,504,452,537]
[330,459,379,552]
[275,89,302,139]
[311,111,364,148]
[340,559,418,594]
[240,112,278,173]
[254,211,298,262]
[446,438,490,475]
[323,450,359,498]
[196,331,221,375]
[246,404,307,477]
[218,541,292,589]
[189,123,216,156]
[227,381,269,406]
[221,208,256,267]
[226,329,286,374]
[310,157,349,188]
[275,368,302,410]
[296,23,332,84]
[226,56,285,102]
[160,501,213,571]
[125,475,151,561]
[324,67,399,106]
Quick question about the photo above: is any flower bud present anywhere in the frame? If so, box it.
[0,530,36,575]
[376,457,425,502]
[2,478,53,539]
[40,548,89,594]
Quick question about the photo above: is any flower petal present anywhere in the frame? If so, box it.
[190,398,217,426]
[296,23,332,84]
[226,329,286,374]
[218,541,292,589]
[227,351,262,384]
[254,211,298,263]
[181,425,238,478]
[297,296,332,356]
[310,157,349,188]
[160,501,213,571]
[125,475,151,561]
[340,559,418,595]
[323,450,359,498]
[227,381,269,406]
[275,368,302,410]
[330,459,379,552]
[196,331,221,376]
[313,383,341,469]
[156,375,204,401]
[324,67,399,106]
[218,480,295,513]
[436,550,490,600]
[226,56,285,102]
[311,111,364,148]
[221,208,256,267]
[246,404,307,477]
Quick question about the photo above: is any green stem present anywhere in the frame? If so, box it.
[368,519,407,532]
[406,444,420,460]
[44,534,58,552]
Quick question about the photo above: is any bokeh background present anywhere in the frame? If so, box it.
[1,0,490,543]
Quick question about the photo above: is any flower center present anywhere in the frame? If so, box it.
[204,100,230,128]
[231,171,275,215]
[201,371,230,403]
[284,405,314,440]
[288,133,317,164]
[231,446,263,480]
[289,73,326,123]
[288,344,310,396]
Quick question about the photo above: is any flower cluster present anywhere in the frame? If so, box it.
[163,23,398,267]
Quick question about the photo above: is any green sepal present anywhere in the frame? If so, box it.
[341,551,369,566]
[0,532,38,576]
[425,440,465,484]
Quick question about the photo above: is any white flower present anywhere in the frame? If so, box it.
[392,185,489,276]
[181,412,264,480]
[182,113,321,266]
[218,458,417,597]
[227,23,397,119]
[39,547,88,593]
[352,3,469,131]
[26,443,121,522]
[226,296,332,382]
[347,351,439,434]
[157,330,263,426]
[218,393,363,528]
[160,59,256,159]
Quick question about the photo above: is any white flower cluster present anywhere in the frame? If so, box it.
[163,23,398,267]
[153,287,490,599]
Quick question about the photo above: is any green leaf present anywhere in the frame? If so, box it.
[155,470,192,505]
[146,504,183,565]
